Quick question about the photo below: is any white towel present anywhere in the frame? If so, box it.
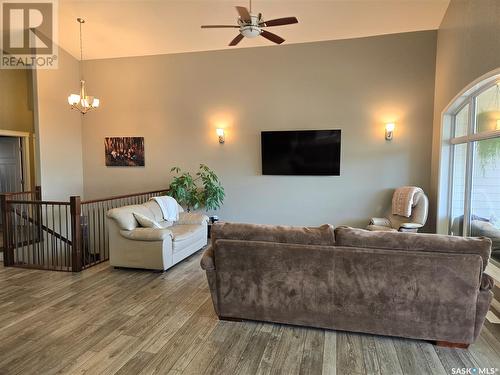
[392,186,423,218]
[152,196,180,222]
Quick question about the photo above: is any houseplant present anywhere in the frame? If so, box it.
[168,164,225,212]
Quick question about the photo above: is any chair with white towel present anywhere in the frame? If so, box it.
[367,186,429,232]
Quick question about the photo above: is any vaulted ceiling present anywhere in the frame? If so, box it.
[59,0,450,60]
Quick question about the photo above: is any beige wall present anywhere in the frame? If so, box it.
[430,0,500,231]
[82,31,437,227]
[0,70,34,133]
[0,69,36,190]
[34,47,84,200]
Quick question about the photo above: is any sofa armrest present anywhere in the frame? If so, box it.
[369,217,392,227]
[399,222,423,230]
[177,212,209,225]
[200,245,215,271]
[119,227,173,241]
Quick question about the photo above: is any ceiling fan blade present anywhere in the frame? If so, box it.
[260,17,298,27]
[201,25,240,28]
[229,33,244,46]
[260,30,285,44]
[236,6,251,22]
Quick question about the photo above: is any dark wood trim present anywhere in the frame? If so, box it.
[81,189,169,205]
[7,200,70,205]
[435,341,470,349]
[0,194,13,266]
[2,190,31,197]
[70,196,82,272]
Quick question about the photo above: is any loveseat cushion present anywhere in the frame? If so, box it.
[133,213,161,228]
[107,204,156,231]
[119,227,173,241]
[170,224,206,254]
[169,224,205,241]
[211,222,335,246]
[335,226,492,269]
[143,200,165,222]
[158,220,174,229]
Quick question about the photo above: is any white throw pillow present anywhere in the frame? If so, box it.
[133,213,161,228]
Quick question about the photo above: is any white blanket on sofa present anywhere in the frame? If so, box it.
[152,196,180,222]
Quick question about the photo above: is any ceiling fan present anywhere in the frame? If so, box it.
[201,0,298,46]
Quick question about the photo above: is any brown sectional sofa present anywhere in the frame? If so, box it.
[200,223,493,346]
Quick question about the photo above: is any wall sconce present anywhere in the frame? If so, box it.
[496,119,500,131]
[216,128,225,144]
[385,123,395,141]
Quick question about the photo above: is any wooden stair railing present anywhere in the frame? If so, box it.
[1,187,169,271]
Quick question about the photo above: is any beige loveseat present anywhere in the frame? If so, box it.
[107,200,208,271]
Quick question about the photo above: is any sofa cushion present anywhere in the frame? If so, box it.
[335,226,492,269]
[119,227,173,241]
[170,224,206,254]
[211,222,335,246]
[158,220,174,229]
[143,200,164,222]
[170,224,205,241]
[143,199,185,221]
[133,213,161,228]
[107,204,156,231]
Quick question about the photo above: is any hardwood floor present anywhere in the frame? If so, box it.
[0,251,499,375]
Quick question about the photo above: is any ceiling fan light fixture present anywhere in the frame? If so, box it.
[200,1,298,47]
[240,26,261,38]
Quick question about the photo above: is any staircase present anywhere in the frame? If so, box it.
[1,187,169,271]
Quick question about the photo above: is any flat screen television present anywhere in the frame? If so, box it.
[261,129,341,176]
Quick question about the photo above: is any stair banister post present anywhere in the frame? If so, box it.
[70,196,82,272]
[0,194,13,266]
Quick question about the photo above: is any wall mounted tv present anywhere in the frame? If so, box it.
[261,129,341,176]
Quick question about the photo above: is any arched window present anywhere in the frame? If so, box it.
[438,72,500,265]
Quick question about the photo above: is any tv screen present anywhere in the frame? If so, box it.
[261,130,341,176]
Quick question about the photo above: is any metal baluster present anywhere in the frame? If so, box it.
[92,204,96,266]
[58,205,63,269]
[67,205,70,269]
[24,202,28,265]
[13,204,18,265]
[103,201,107,261]
[84,205,88,267]
[31,203,36,267]
[98,202,102,263]
[47,204,52,269]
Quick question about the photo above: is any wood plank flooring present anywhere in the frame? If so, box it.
[0,251,499,375]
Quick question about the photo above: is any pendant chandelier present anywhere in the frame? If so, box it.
[68,18,100,114]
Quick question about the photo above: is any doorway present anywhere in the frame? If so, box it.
[0,136,24,194]
[0,135,26,253]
